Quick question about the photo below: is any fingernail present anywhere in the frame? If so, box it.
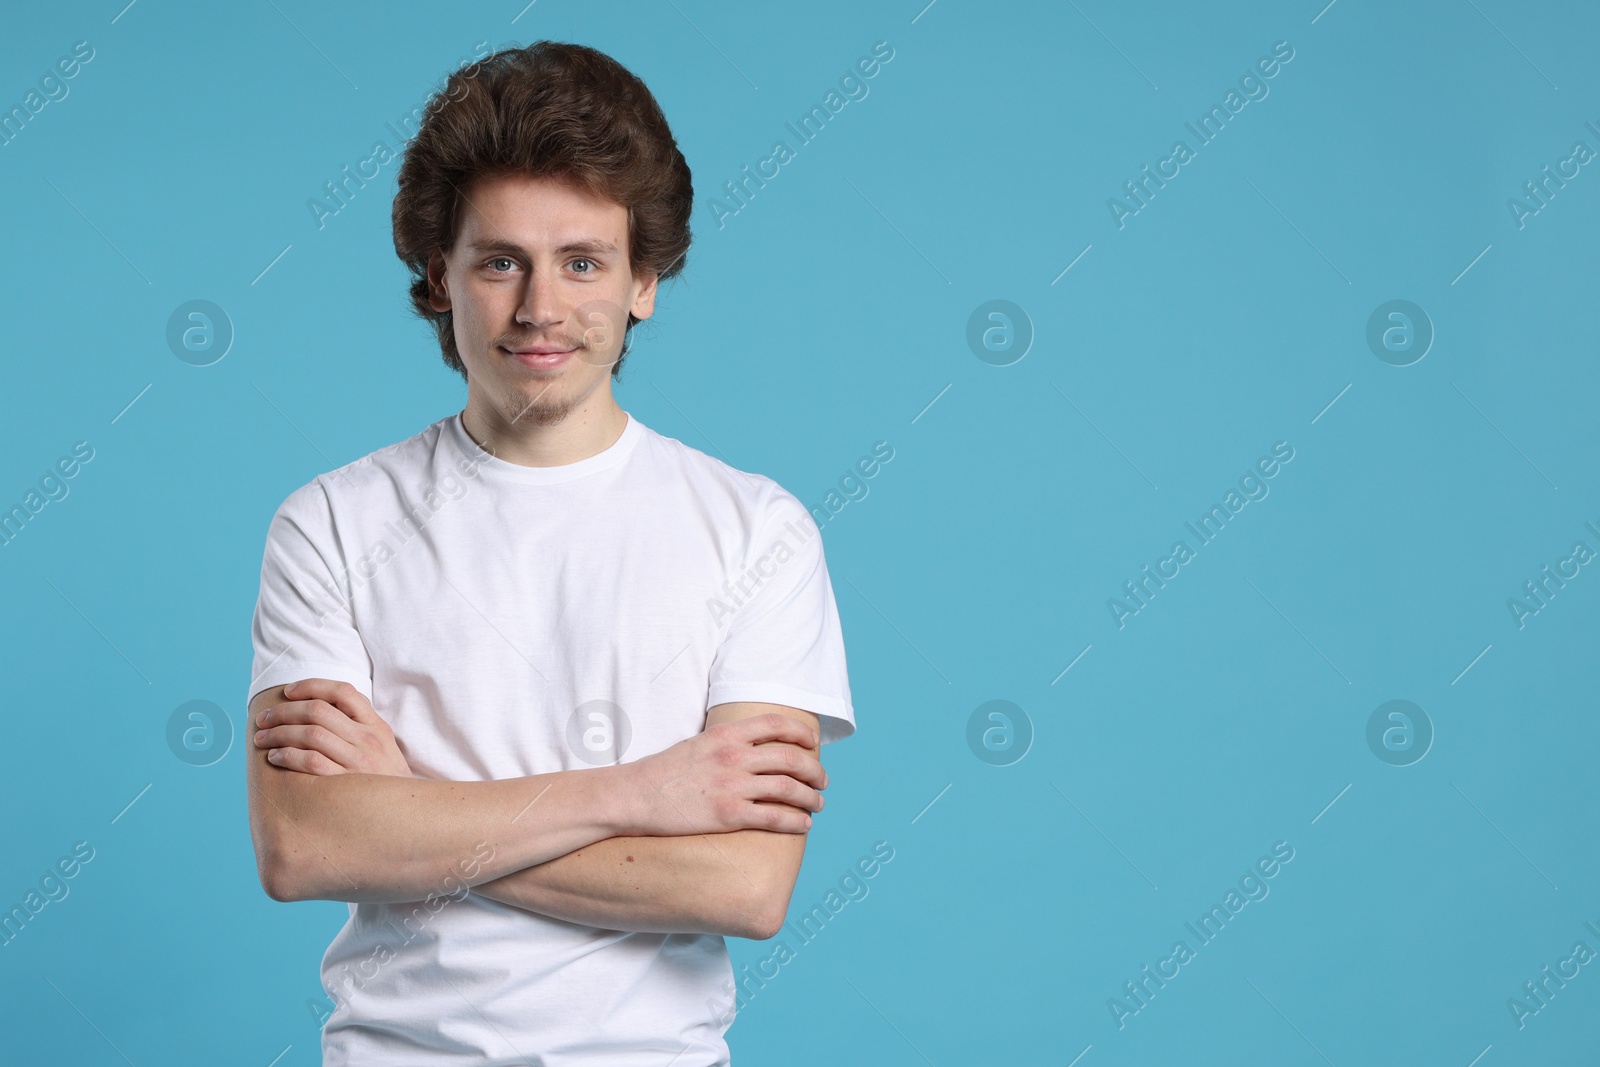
[255,731,266,743]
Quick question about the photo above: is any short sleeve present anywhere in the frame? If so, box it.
[705,487,855,744]
[246,479,374,708]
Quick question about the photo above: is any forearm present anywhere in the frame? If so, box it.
[246,687,826,913]
[255,762,632,904]
[472,829,803,938]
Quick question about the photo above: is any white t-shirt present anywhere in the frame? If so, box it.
[247,409,855,1066]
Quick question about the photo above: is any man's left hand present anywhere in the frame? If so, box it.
[252,678,412,777]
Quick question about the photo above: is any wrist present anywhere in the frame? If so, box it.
[587,762,646,838]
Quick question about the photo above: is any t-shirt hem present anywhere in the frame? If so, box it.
[705,683,856,745]
[247,660,374,708]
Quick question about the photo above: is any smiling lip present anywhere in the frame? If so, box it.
[504,346,575,369]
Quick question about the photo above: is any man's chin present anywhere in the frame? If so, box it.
[475,357,605,428]
[504,392,574,427]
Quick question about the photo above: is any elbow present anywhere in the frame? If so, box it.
[253,826,307,903]
[739,906,786,942]
[732,880,795,941]
[260,860,302,903]
[250,773,341,903]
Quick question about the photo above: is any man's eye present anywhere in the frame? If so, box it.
[488,257,516,272]
[571,258,595,274]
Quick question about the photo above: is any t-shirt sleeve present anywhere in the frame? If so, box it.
[246,479,374,709]
[705,486,856,745]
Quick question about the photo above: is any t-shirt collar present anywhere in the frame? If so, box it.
[446,409,643,484]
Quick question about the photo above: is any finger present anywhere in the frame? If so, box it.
[745,799,814,833]
[748,774,824,813]
[282,678,340,703]
[260,699,364,747]
[284,678,381,726]
[264,745,348,776]
[257,723,362,769]
[739,712,819,749]
[743,746,827,788]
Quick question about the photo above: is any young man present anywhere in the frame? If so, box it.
[244,41,855,1065]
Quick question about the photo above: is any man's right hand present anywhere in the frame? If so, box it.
[619,712,828,837]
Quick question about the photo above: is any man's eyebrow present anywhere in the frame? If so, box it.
[464,237,621,257]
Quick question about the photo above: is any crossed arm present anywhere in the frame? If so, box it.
[469,801,806,937]
[245,679,827,940]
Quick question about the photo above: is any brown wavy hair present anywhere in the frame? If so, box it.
[393,41,693,381]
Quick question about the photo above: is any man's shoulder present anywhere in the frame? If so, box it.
[635,418,809,527]
[270,415,456,520]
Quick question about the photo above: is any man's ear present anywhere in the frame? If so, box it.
[426,249,451,313]
[630,271,659,321]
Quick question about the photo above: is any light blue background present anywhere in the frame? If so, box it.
[2,1,1597,1064]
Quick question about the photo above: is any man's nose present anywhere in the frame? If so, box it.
[517,264,564,326]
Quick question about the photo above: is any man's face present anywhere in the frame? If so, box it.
[427,172,658,427]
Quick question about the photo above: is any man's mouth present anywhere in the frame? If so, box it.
[503,345,576,370]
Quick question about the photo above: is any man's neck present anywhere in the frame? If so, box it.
[460,390,628,468]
